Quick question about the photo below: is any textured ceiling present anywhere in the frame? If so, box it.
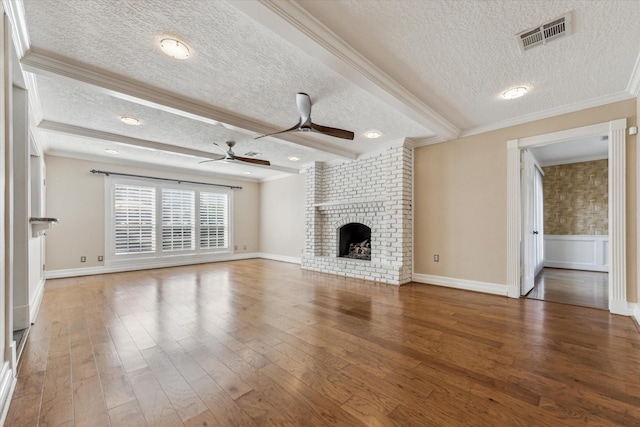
[14,0,640,179]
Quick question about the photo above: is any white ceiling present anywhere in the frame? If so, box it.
[9,0,640,180]
[532,136,608,167]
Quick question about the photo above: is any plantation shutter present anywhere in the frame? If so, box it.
[161,189,195,252]
[114,184,156,254]
[199,192,228,249]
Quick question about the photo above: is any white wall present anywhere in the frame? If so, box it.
[45,155,261,272]
[259,174,305,260]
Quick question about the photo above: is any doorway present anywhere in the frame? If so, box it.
[506,119,630,316]
[522,137,609,309]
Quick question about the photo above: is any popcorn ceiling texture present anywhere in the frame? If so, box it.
[543,160,608,235]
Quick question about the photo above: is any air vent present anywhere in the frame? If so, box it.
[517,12,572,52]
[243,151,262,157]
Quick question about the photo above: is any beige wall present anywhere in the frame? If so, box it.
[543,160,608,235]
[45,156,260,271]
[259,174,305,258]
[414,99,637,302]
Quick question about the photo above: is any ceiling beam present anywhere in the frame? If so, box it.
[37,120,301,175]
[21,51,359,161]
[231,0,459,141]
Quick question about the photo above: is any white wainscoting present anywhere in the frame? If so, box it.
[544,235,609,272]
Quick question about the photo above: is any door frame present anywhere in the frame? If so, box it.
[506,119,631,315]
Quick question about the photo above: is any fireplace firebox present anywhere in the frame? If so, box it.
[338,223,371,260]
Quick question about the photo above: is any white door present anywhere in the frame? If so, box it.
[521,150,536,295]
[534,166,544,274]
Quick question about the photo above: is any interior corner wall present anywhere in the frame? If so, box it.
[258,174,305,259]
[414,98,637,302]
[44,155,260,271]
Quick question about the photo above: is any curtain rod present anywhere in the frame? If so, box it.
[90,169,242,190]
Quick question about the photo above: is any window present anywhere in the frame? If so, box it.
[200,192,228,249]
[162,189,195,252]
[107,178,232,263]
[114,184,156,254]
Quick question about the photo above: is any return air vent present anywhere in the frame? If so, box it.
[517,12,572,52]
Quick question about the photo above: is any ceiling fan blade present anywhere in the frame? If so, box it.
[198,153,227,164]
[310,123,355,140]
[233,156,271,166]
[296,92,311,125]
[254,120,301,140]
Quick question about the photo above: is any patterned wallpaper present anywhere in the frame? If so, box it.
[543,159,608,235]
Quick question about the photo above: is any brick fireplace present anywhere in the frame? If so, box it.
[301,140,412,285]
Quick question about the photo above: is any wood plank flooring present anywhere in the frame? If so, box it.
[6,259,640,426]
[526,268,609,310]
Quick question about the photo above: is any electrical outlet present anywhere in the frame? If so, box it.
[243,244,247,250]
[81,256,86,262]
[234,245,238,250]
[98,256,104,262]
[434,254,439,262]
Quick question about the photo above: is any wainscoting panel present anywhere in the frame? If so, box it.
[544,235,608,272]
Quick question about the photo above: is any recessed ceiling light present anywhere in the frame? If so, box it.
[120,115,141,125]
[105,149,119,154]
[365,130,382,139]
[288,156,300,162]
[160,38,191,59]
[502,86,528,100]
[243,171,252,175]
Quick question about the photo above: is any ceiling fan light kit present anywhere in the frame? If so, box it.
[255,92,355,140]
[200,141,271,166]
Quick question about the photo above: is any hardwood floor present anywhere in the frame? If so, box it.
[6,259,640,426]
[526,268,609,310]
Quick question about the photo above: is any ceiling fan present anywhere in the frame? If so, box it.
[255,92,354,140]
[199,141,270,166]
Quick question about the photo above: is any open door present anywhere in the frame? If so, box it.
[521,149,537,295]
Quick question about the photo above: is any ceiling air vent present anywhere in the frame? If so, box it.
[517,12,572,52]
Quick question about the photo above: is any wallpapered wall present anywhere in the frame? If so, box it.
[543,159,608,235]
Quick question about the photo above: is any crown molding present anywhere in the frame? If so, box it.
[21,50,358,161]
[460,91,635,138]
[627,51,640,96]
[231,0,459,140]
[412,135,448,147]
[3,0,29,58]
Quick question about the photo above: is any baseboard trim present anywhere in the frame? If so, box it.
[412,273,508,296]
[256,253,301,264]
[44,253,303,279]
[46,252,260,279]
[29,278,46,324]
[544,261,608,272]
[0,362,16,427]
[633,304,640,330]
[609,299,636,316]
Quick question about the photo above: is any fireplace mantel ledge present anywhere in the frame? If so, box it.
[314,198,385,208]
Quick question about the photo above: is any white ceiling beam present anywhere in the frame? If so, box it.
[21,51,359,161]
[37,120,301,175]
[231,0,459,141]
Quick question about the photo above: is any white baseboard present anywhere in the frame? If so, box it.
[633,304,640,328]
[256,253,301,264]
[0,361,16,427]
[412,273,508,296]
[609,299,636,316]
[46,252,260,279]
[29,278,46,324]
[44,253,302,279]
[544,261,608,272]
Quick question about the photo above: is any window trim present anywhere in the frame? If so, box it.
[105,176,234,267]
